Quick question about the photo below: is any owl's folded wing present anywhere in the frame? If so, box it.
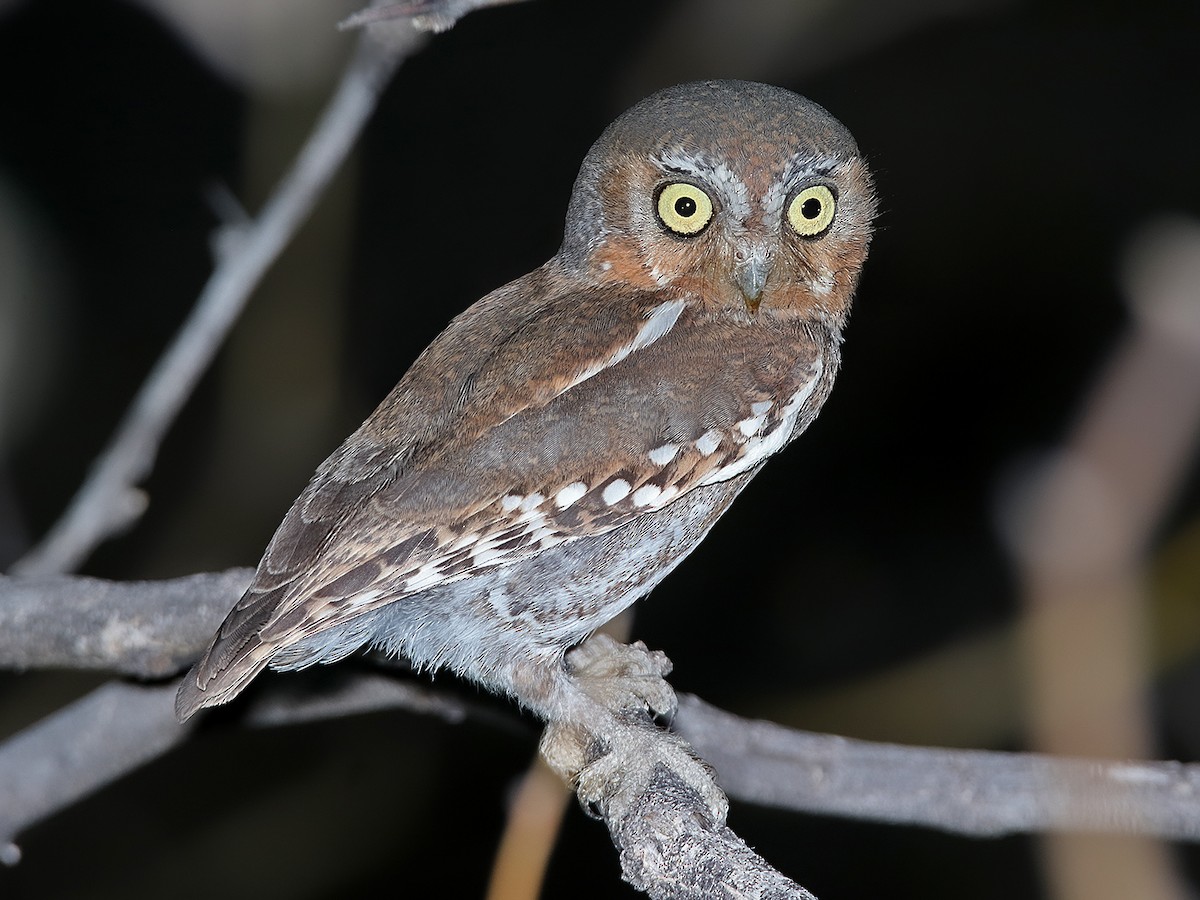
[177,268,830,719]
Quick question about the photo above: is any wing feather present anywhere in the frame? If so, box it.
[176,264,833,720]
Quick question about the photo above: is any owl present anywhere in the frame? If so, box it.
[177,79,874,811]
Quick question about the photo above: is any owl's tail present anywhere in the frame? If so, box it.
[174,585,280,722]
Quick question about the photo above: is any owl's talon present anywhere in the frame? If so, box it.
[542,717,729,827]
[539,636,727,826]
[565,634,678,723]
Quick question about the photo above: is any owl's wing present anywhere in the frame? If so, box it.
[177,266,830,719]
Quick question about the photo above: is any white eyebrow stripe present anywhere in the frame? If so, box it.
[653,150,751,221]
[653,149,706,177]
[709,161,752,221]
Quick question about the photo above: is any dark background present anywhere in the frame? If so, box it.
[1,0,1199,897]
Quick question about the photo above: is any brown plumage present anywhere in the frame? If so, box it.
[176,80,875,749]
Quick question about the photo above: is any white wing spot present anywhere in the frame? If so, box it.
[737,415,766,437]
[648,444,680,466]
[447,532,480,551]
[471,546,507,567]
[696,429,722,456]
[346,588,382,607]
[633,484,662,507]
[520,492,545,512]
[635,298,687,347]
[531,525,559,544]
[406,562,444,591]
[602,479,631,505]
[751,400,774,416]
[562,299,685,394]
[782,362,824,416]
[697,357,826,487]
[501,495,522,512]
[470,534,501,563]
[555,482,588,509]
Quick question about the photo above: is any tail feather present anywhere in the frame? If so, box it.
[175,585,285,722]
[175,650,272,722]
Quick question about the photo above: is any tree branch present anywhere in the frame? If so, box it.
[675,695,1200,842]
[611,763,816,900]
[2,571,1199,880]
[0,570,251,677]
[339,0,530,33]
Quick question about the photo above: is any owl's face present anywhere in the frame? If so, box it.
[561,81,875,326]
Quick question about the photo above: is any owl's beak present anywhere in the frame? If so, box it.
[732,245,773,314]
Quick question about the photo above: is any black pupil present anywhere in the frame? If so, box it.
[674,196,697,217]
[801,197,823,220]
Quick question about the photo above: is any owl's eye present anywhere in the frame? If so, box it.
[656,183,714,236]
[787,185,837,237]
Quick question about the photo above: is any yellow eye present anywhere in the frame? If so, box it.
[787,184,836,237]
[656,182,714,235]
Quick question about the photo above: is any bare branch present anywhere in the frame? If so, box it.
[675,694,1200,842]
[0,570,251,677]
[603,758,816,899]
[3,571,1200,867]
[339,0,530,33]
[0,671,502,864]
[11,29,414,578]
[0,682,192,867]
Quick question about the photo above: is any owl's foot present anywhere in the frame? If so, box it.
[551,718,730,825]
[538,635,728,827]
[564,633,678,722]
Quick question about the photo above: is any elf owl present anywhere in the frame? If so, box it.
[178,79,874,815]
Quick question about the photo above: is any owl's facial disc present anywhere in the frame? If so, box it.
[651,168,779,313]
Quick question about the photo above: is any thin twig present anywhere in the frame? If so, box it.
[11,30,413,578]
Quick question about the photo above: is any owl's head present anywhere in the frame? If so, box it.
[560,80,875,327]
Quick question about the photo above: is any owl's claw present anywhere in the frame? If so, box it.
[540,715,729,826]
[565,634,678,723]
[539,635,728,826]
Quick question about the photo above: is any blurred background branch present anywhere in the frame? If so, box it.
[997,217,1200,900]
[11,26,415,579]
